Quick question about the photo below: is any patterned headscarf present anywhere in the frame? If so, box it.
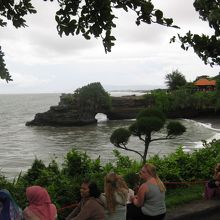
[26,186,57,220]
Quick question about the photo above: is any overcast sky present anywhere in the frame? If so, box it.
[0,0,219,94]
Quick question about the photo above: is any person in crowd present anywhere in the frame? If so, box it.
[65,179,105,220]
[23,185,57,220]
[0,189,22,220]
[213,163,220,185]
[204,163,220,199]
[129,163,166,220]
[100,172,128,220]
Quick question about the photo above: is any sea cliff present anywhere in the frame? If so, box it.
[26,93,219,126]
[26,94,150,126]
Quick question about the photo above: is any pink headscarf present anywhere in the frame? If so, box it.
[26,186,57,220]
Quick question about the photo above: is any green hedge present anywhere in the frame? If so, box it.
[1,139,220,219]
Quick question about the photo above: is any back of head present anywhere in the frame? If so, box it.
[105,172,118,189]
[26,185,51,205]
[144,163,157,178]
[104,172,128,213]
[26,185,56,220]
[144,163,166,192]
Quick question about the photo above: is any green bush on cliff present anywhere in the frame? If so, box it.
[148,88,218,114]
[74,82,111,113]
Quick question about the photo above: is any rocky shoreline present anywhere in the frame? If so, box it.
[26,93,220,127]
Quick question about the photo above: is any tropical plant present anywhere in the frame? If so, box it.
[165,70,187,91]
[110,108,186,164]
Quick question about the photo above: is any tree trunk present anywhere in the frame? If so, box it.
[142,139,150,165]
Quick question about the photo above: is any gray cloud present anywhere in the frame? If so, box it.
[0,0,219,94]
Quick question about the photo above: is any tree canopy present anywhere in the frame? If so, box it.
[1,1,219,83]
[0,0,177,82]
[171,0,220,66]
[0,47,12,82]
[110,108,186,164]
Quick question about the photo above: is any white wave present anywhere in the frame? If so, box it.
[182,140,205,152]
[95,113,108,122]
[183,118,220,132]
[194,142,205,149]
[109,91,146,97]
[206,133,220,143]
[182,148,191,152]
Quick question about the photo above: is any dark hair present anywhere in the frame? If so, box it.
[82,179,101,198]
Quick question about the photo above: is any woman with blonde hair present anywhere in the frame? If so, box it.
[101,172,128,220]
[130,163,166,220]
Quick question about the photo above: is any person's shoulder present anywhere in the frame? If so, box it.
[23,207,39,220]
[99,193,107,207]
[23,207,30,216]
[99,193,106,201]
[137,182,148,194]
[86,197,105,209]
[50,203,57,217]
[140,182,148,189]
[121,187,129,194]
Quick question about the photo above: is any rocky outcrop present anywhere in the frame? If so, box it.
[107,95,152,120]
[26,105,97,126]
[26,94,150,126]
[26,93,220,127]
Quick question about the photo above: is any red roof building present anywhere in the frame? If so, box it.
[194,78,216,91]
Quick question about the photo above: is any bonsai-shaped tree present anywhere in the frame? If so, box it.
[110,108,186,164]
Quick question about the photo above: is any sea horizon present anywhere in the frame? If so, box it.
[0,83,165,95]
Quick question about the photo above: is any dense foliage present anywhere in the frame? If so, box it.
[0,46,12,82]
[0,0,176,53]
[73,82,111,113]
[110,108,186,164]
[148,85,220,114]
[1,139,220,219]
[54,0,177,53]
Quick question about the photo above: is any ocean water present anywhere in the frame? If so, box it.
[0,92,220,179]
